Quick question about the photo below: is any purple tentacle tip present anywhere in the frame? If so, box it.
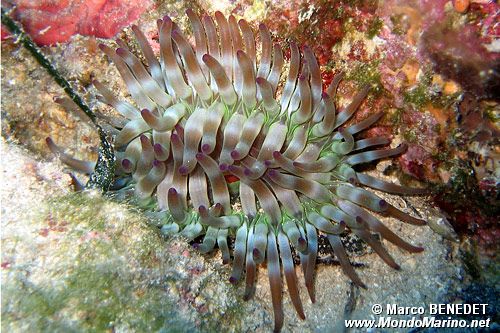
[179,165,189,175]
[122,158,131,169]
[153,143,163,153]
[115,47,126,55]
[267,169,277,177]
[252,248,261,259]
[201,144,211,153]
[230,150,240,159]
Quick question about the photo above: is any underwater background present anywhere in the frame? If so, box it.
[1,0,498,332]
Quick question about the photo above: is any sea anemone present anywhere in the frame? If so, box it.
[47,10,427,332]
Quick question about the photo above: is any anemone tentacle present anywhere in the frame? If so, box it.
[47,11,428,332]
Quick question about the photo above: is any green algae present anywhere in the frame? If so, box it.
[403,71,461,111]
[403,78,433,108]
[367,17,383,39]
[347,60,383,96]
[390,108,404,126]
[333,5,345,20]
[2,192,243,332]
[432,91,461,109]
[2,193,189,332]
[483,103,499,123]
[402,128,418,143]
[390,14,407,36]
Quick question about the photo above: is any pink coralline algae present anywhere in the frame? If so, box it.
[2,0,153,45]
[399,144,438,181]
